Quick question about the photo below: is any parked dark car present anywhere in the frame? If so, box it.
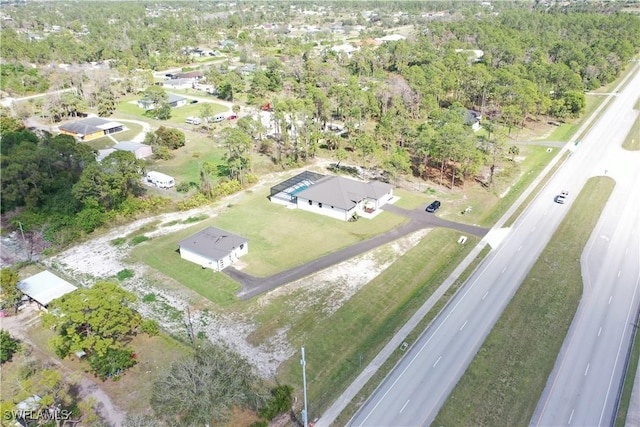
[426,200,441,213]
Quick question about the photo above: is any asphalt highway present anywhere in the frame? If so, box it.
[349,64,640,427]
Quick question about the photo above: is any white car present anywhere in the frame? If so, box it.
[554,191,569,204]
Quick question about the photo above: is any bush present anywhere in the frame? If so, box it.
[0,330,20,364]
[116,269,134,281]
[212,179,242,199]
[140,319,160,336]
[245,173,259,184]
[176,181,192,193]
[142,293,156,303]
[75,207,106,233]
[88,347,137,381]
[177,193,210,210]
[259,384,294,421]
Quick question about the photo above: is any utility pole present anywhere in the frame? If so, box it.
[301,347,308,427]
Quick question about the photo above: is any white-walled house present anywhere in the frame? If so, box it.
[178,227,248,271]
[294,175,394,221]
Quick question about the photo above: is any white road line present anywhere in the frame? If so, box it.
[399,399,410,414]
[532,226,536,232]
[598,327,602,337]
[584,363,590,376]
[482,291,489,300]
[433,356,442,368]
[569,409,575,425]
[544,210,548,216]
[608,296,613,305]
[626,248,629,255]
[501,267,507,274]
[460,320,468,331]
[618,270,621,278]
[517,245,523,252]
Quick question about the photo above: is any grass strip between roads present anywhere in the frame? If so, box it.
[615,311,640,426]
[433,176,615,426]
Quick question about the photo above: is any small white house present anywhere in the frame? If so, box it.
[145,171,175,189]
[178,227,248,271]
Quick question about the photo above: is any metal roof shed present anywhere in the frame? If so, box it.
[17,271,77,310]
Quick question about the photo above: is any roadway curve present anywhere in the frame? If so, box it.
[348,63,640,426]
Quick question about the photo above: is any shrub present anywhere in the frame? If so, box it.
[116,269,134,281]
[88,347,137,381]
[177,193,210,210]
[176,181,192,193]
[259,385,294,421]
[212,179,242,199]
[142,293,156,303]
[140,319,160,336]
[245,173,259,184]
[0,330,20,364]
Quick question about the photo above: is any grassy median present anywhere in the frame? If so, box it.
[434,176,615,426]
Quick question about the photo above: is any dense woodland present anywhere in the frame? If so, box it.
[1,1,639,251]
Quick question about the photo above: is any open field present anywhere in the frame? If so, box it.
[132,187,408,285]
[433,176,615,426]
[258,228,481,419]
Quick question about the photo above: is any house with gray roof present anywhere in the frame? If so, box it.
[59,117,124,141]
[178,227,248,271]
[272,173,394,221]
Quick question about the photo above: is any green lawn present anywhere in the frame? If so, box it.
[132,186,408,303]
[434,176,615,426]
[130,226,242,306]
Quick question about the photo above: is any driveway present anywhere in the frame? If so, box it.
[226,206,488,300]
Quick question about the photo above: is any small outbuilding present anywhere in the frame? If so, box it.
[17,270,78,311]
[178,227,248,271]
[113,141,153,159]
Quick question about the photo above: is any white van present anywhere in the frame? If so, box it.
[185,117,202,125]
[211,113,226,123]
[145,171,175,189]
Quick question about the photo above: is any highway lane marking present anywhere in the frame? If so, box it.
[399,399,410,414]
[608,296,612,304]
[460,320,468,331]
[569,409,575,424]
[433,356,442,367]
[482,291,489,300]
[584,363,590,376]
[501,267,507,274]
[598,327,602,337]
[626,248,629,255]
[544,209,548,216]
[531,226,536,232]
[517,245,522,252]
[618,270,621,278]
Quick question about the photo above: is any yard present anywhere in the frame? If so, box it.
[131,182,408,304]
